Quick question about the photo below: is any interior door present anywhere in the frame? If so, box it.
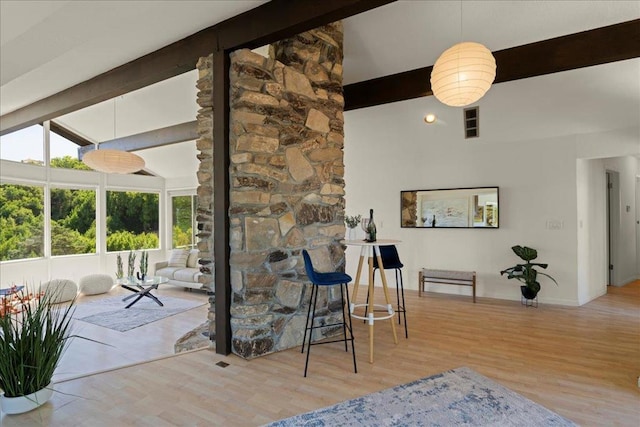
[606,171,620,286]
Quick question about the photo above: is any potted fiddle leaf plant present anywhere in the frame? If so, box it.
[0,288,75,414]
[500,245,558,300]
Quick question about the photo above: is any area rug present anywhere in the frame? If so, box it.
[73,294,206,332]
[266,367,576,426]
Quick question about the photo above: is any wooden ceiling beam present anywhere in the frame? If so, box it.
[51,18,640,153]
[0,41,206,136]
[344,18,640,111]
[214,0,394,50]
[0,0,395,136]
[49,120,94,147]
[78,121,198,156]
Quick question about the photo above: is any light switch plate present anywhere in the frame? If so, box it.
[547,220,563,230]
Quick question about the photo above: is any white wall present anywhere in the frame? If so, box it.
[603,156,639,285]
[0,251,166,290]
[576,158,607,304]
[344,98,580,306]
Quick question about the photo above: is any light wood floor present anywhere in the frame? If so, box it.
[56,285,209,382]
[3,281,639,426]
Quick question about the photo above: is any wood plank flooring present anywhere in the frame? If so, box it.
[2,281,639,426]
[54,285,209,382]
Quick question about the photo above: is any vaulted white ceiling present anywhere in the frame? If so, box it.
[1,1,639,178]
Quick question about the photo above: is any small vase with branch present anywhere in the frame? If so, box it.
[127,251,136,280]
[137,250,148,282]
[345,214,361,240]
[116,253,124,279]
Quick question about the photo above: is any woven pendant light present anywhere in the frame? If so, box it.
[83,148,145,174]
[81,96,145,174]
[430,41,496,107]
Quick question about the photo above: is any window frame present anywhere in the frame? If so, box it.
[0,179,46,262]
[169,192,198,250]
[49,183,99,258]
[105,187,162,253]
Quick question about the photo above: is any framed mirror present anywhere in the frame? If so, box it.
[401,187,499,228]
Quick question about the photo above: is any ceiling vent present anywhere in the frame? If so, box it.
[464,107,479,139]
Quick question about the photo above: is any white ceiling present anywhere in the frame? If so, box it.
[1,1,639,178]
[0,0,267,114]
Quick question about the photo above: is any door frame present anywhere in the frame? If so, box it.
[606,170,621,286]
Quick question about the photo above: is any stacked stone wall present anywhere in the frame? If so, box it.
[228,22,346,358]
[194,23,345,359]
[195,55,216,335]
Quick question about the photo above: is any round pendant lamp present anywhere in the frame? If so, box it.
[430,41,496,107]
[81,96,145,174]
[82,148,145,174]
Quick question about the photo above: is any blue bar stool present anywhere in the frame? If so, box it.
[301,249,357,377]
[369,245,408,338]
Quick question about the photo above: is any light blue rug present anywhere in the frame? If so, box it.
[266,367,575,426]
[74,294,206,332]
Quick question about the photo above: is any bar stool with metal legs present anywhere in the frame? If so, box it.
[301,249,357,377]
[367,245,408,338]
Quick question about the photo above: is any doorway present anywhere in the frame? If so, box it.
[606,170,620,286]
[636,177,640,278]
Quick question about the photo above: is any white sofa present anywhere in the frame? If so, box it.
[154,249,205,290]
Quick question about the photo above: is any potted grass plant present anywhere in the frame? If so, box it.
[0,287,76,414]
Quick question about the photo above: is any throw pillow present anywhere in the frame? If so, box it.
[168,249,189,267]
[186,250,199,268]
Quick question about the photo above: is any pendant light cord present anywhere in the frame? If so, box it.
[460,0,463,43]
[113,97,117,140]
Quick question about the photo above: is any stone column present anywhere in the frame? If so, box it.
[195,55,215,336]
[227,22,346,358]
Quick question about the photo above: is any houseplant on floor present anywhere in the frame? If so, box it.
[0,287,76,414]
[500,245,558,301]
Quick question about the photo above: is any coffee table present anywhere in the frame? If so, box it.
[116,276,169,309]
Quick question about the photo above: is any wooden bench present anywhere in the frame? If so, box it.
[418,268,476,303]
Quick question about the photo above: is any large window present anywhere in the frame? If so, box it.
[0,125,44,164]
[50,187,96,256]
[0,183,45,261]
[106,190,159,251]
[50,130,91,171]
[172,195,197,249]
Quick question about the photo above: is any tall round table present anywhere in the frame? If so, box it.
[342,239,400,363]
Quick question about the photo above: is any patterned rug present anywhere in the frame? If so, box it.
[266,367,576,426]
[73,294,206,332]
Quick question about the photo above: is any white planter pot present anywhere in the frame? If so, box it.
[0,384,53,415]
[347,227,357,240]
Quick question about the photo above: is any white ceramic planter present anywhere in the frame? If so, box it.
[0,384,53,415]
[347,227,357,240]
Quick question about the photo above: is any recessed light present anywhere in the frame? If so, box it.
[424,114,436,124]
